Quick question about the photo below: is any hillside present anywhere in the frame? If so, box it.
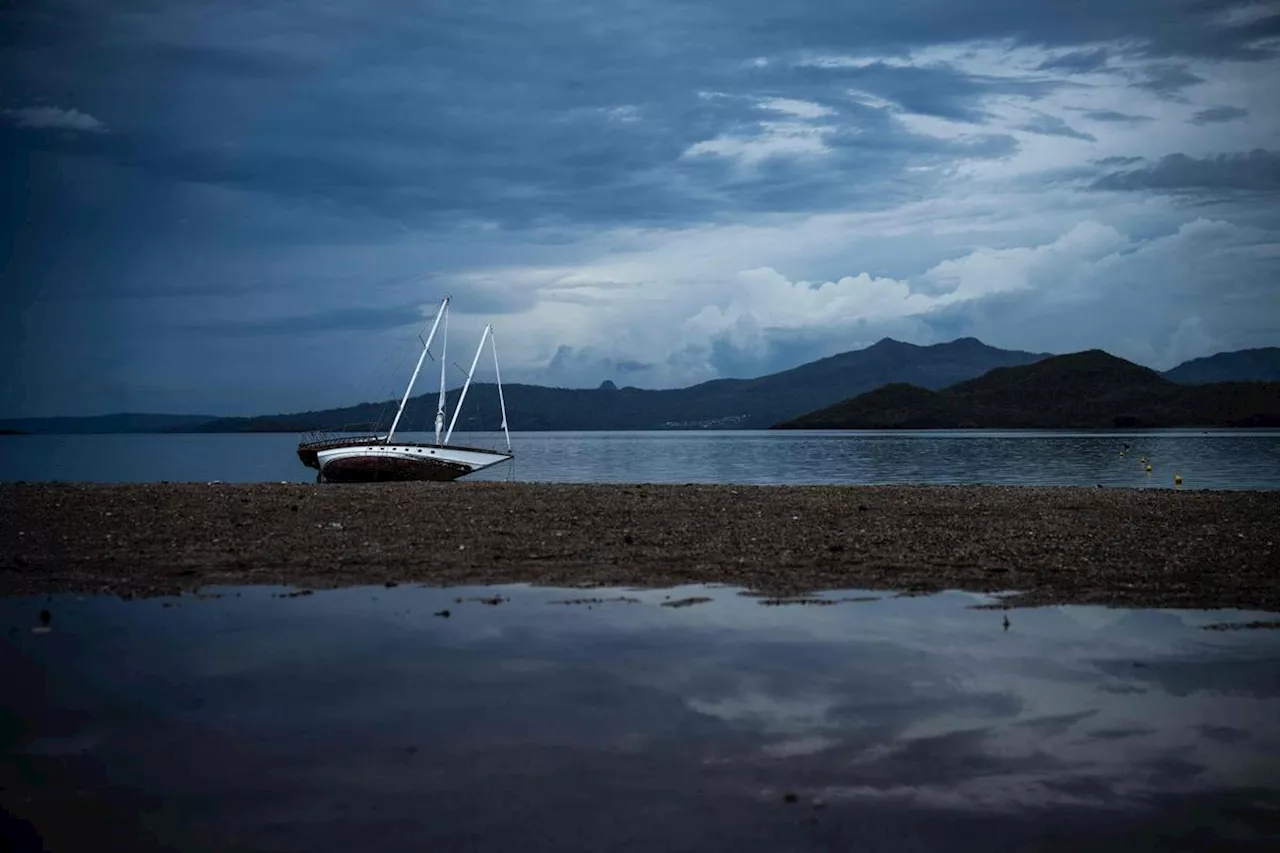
[776,350,1280,429]
[8,342,1277,434]
[188,337,1051,433]
[1163,347,1280,384]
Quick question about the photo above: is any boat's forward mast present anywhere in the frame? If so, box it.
[387,296,449,444]
[385,295,512,453]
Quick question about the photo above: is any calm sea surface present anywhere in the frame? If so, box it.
[1,429,1278,489]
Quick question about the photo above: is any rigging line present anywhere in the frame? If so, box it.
[340,350,393,432]
[366,332,416,431]
[370,330,411,396]
[376,314,447,432]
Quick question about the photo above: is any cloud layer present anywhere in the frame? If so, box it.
[1,0,1278,415]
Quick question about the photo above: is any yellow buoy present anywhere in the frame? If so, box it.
[1145,464,1153,473]
[1174,473,1183,486]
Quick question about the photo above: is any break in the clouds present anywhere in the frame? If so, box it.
[2,0,1279,416]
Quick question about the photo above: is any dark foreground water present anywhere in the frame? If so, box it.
[3,585,1279,852]
[2,429,1279,488]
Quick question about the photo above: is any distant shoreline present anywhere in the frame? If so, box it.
[2,425,1278,435]
[3,342,1276,435]
[3,482,1277,611]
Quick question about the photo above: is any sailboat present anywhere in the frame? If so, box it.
[296,296,513,483]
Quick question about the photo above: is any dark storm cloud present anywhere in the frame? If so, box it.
[727,0,1279,60]
[1081,110,1154,124]
[1,1,1269,232]
[1088,726,1157,740]
[1017,114,1097,142]
[1,63,1010,232]
[186,305,425,337]
[1093,149,1280,192]
[3,0,1280,416]
[1188,105,1249,125]
[1037,48,1111,72]
[1094,155,1146,166]
[1195,723,1251,743]
[782,61,1058,123]
[3,36,1032,232]
[1133,64,1207,97]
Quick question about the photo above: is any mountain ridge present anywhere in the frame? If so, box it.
[775,350,1280,429]
[181,337,1052,433]
[3,342,1277,434]
[1163,347,1280,384]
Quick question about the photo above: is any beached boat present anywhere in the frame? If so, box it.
[296,297,513,482]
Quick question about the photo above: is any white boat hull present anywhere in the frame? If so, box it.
[304,440,512,483]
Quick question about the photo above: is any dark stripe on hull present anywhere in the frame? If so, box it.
[320,455,474,483]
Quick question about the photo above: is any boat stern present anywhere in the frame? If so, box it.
[296,445,321,469]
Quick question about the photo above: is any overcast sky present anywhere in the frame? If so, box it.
[3,0,1279,416]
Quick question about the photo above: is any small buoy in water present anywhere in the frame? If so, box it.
[1145,464,1153,473]
[1174,473,1183,486]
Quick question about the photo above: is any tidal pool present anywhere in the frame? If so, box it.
[3,585,1279,851]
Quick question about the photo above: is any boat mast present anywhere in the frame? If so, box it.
[386,296,449,444]
[434,303,449,445]
[491,330,512,452]
[444,324,492,446]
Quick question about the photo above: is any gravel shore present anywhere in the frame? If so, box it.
[1,482,1277,609]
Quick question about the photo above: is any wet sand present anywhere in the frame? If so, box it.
[1,482,1277,609]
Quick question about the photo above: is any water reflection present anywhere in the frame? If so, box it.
[2,586,1279,851]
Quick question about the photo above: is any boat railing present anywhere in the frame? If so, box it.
[299,426,384,448]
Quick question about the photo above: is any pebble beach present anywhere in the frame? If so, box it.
[2,482,1277,609]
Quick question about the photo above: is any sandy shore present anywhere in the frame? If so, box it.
[1,482,1277,609]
